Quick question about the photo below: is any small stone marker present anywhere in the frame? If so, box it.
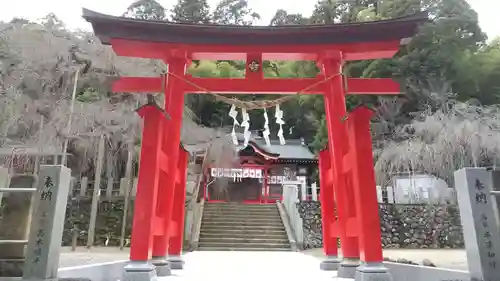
[454,168,500,281]
[23,165,71,281]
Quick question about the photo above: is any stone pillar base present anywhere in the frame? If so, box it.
[150,257,171,277]
[168,255,185,270]
[355,262,392,281]
[337,258,360,279]
[123,261,159,281]
[319,256,341,271]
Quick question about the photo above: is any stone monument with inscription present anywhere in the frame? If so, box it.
[454,168,500,281]
[23,165,71,281]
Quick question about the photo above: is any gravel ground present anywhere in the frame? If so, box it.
[302,248,468,271]
[59,247,129,268]
[58,247,468,271]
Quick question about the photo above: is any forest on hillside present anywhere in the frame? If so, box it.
[1,0,500,186]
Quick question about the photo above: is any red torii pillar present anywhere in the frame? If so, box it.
[345,106,388,280]
[318,53,389,280]
[126,103,167,278]
[150,58,188,276]
[168,145,189,269]
[318,149,341,270]
[320,54,360,278]
[127,57,188,278]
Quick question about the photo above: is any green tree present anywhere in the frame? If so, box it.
[269,9,308,25]
[123,0,166,20]
[212,0,260,25]
[171,0,211,24]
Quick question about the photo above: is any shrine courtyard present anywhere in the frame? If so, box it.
[57,247,468,270]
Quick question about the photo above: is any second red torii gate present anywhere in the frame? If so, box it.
[83,8,427,281]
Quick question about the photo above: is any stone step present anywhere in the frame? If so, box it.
[197,246,292,251]
[202,214,280,221]
[201,220,284,227]
[202,216,283,223]
[198,241,291,249]
[202,208,279,214]
[199,231,288,239]
[202,209,280,216]
[199,237,289,244]
[204,204,278,210]
[200,224,285,231]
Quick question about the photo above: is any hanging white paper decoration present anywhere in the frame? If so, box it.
[229,104,239,145]
[241,108,251,147]
[275,104,286,145]
[263,108,271,147]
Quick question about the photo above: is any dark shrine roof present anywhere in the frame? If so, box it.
[236,135,317,163]
[244,139,315,160]
[82,8,428,46]
[184,137,317,163]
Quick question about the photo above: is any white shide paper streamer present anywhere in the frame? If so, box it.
[241,108,251,147]
[229,104,239,145]
[263,108,271,147]
[275,104,286,145]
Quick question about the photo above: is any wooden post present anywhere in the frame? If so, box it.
[23,165,71,280]
[87,135,105,248]
[311,182,318,201]
[376,186,383,203]
[106,145,114,198]
[33,115,44,175]
[80,176,88,197]
[386,186,394,203]
[300,182,307,201]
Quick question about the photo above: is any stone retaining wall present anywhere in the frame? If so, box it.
[297,202,464,249]
[63,198,133,247]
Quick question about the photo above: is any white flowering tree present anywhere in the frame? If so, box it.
[375,100,500,186]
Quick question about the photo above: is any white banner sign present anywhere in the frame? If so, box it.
[210,168,263,179]
[210,167,306,184]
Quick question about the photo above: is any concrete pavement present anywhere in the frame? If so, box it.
[58,246,468,271]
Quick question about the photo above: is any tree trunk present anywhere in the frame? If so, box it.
[87,135,105,248]
[120,141,134,249]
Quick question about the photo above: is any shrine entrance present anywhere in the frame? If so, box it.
[204,138,316,203]
[83,8,426,281]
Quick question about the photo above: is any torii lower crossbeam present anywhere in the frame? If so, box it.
[112,77,401,95]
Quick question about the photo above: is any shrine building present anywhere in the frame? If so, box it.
[193,135,317,203]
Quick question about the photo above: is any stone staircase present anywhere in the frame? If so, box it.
[197,203,291,251]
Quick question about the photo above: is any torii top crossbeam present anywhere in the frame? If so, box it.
[83,9,426,61]
[83,9,427,95]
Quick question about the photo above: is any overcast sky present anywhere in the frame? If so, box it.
[0,0,497,40]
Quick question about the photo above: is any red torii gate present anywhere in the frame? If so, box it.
[83,9,426,281]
